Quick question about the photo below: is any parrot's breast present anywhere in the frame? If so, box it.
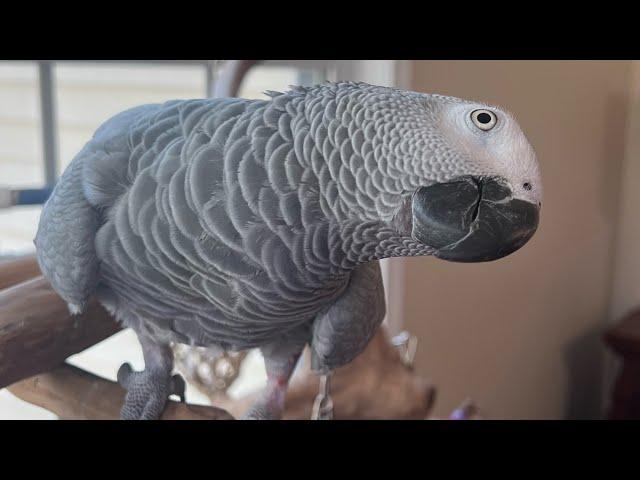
[88,98,350,349]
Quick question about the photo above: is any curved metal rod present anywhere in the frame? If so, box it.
[212,60,261,98]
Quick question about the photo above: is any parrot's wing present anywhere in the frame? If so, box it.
[34,148,101,313]
[34,104,159,313]
[310,261,386,373]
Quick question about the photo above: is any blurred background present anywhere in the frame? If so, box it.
[1,60,639,420]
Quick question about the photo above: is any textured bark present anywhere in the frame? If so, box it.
[0,275,122,389]
[8,363,234,420]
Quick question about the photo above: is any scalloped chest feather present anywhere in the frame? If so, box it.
[89,97,354,349]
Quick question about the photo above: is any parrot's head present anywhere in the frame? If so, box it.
[405,93,541,262]
[328,83,542,263]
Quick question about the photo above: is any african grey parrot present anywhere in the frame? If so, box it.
[34,82,541,420]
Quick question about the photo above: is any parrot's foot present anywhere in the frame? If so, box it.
[117,363,185,420]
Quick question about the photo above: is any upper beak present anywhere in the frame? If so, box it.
[411,176,540,263]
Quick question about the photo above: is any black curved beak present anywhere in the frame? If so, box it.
[411,176,540,263]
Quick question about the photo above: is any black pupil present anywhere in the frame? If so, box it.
[523,183,532,191]
[477,112,492,124]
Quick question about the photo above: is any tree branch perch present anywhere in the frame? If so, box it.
[0,275,123,389]
[0,254,42,290]
[7,363,234,420]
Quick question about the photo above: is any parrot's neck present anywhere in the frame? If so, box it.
[256,89,429,280]
[278,91,432,273]
[330,220,434,273]
[285,89,402,225]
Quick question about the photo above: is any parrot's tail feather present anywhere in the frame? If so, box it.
[67,302,84,315]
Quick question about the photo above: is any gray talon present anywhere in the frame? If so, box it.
[117,362,176,420]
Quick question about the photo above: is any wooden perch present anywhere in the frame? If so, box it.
[0,254,41,290]
[212,328,437,420]
[0,275,122,389]
[8,363,234,420]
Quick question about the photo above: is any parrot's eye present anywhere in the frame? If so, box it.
[471,109,497,131]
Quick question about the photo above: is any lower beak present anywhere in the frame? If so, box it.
[411,176,540,263]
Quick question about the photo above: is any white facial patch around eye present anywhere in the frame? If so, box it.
[435,101,542,204]
[436,103,500,174]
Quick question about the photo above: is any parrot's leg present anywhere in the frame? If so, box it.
[117,334,185,420]
[310,261,386,373]
[241,341,305,420]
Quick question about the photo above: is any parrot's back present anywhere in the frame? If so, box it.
[36,97,351,350]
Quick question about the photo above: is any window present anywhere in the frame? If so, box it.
[0,61,209,255]
[0,62,44,186]
[0,62,44,255]
[55,62,208,173]
[238,64,325,99]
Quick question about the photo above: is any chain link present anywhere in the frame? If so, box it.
[309,331,418,420]
[311,374,334,420]
[391,330,418,367]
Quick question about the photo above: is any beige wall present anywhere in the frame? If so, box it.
[398,61,632,419]
[609,62,640,322]
[605,62,640,409]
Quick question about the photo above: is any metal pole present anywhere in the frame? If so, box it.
[38,61,58,186]
[206,60,224,98]
[211,60,260,98]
